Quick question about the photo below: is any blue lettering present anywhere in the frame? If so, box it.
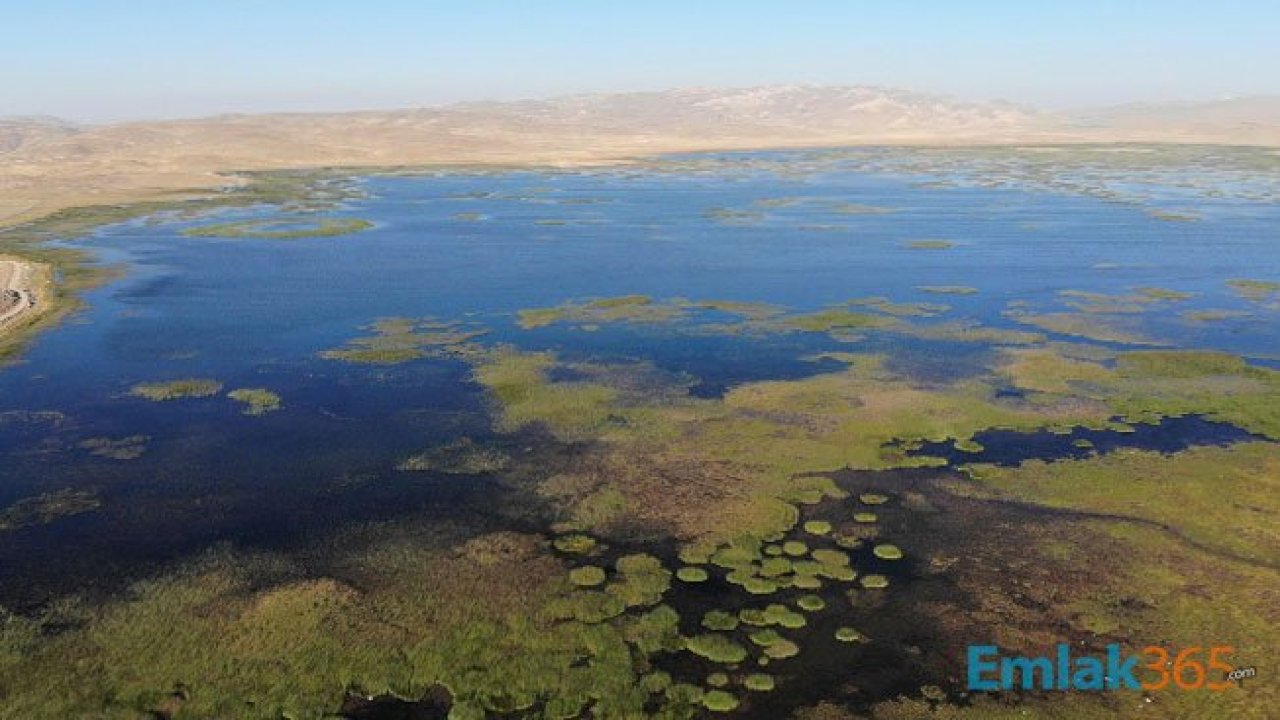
[967,645,1001,691]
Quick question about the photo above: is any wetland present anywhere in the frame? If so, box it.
[0,145,1277,719]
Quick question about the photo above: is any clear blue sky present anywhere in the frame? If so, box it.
[3,0,1277,122]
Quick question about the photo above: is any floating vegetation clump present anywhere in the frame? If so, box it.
[685,634,749,664]
[796,594,826,611]
[701,690,740,712]
[676,567,709,583]
[182,217,373,239]
[782,540,809,556]
[954,438,984,454]
[706,671,730,688]
[517,295,682,330]
[762,638,800,659]
[906,239,954,249]
[701,610,740,631]
[606,553,671,607]
[873,544,904,561]
[1226,278,1280,302]
[802,520,832,535]
[552,533,598,554]
[569,565,607,587]
[129,378,223,401]
[320,317,488,364]
[860,574,890,589]
[397,437,510,475]
[743,673,776,691]
[226,388,282,415]
[784,309,896,333]
[917,285,979,295]
[832,202,895,215]
[859,493,890,506]
[835,627,867,643]
[79,435,148,460]
[0,489,100,531]
[853,512,877,523]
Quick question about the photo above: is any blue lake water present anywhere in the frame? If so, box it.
[1,150,1277,607]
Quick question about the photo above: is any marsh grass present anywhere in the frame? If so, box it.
[129,378,223,401]
[226,388,282,415]
[182,217,373,239]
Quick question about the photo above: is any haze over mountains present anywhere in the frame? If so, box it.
[3,85,1278,227]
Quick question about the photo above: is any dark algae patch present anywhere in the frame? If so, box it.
[1,148,1278,718]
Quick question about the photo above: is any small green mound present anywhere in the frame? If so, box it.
[873,544,904,561]
[1072,438,1095,449]
[853,512,878,523]
[859,493,890,505]
[748,628,784,647]
[796,594,826,612]
[552,533,598,554]
[782,540,809,556]
[706,672,729,688]
[860,574,890,589]
[130,378,223,401]
[792,575,822,590]
[954,438,984,453]
[759,557,793,578]
[226,388,282,415]
[701,610,740,631]
[569,565,607,587]
[763,639,800,659]
[802,520,832,535]
[686,634,749,663]
[744,673,775,692]
[835,627,867,643]
[676,566,709,583]
[702,690,740,712]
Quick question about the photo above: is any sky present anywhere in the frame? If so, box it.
[2,0,1278,123]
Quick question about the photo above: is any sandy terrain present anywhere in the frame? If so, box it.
[3,86,1277,233]
[0,259,37,328]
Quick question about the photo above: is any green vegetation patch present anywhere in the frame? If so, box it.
[906,239,954,249]
[397,438,510,475]
[702,689,740,712]
[917,285,979,295]
[569,566,607,587]
[227,388,282,415]
[0,489,101,531]
[872,544,904,560]
[676,566,709,583]
[129,378,223,401]
[320,317,487,365]
[79,435,149,460]
[552,534,597,554]
[1227,278,1280,302]
[743,673,776,692]
[685,634,748,664]
[182,217,373,239]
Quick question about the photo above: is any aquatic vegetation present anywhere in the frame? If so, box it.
[568,565,607,587]
[743,672,776,691]
[906,239,954,249]
[79,434,148,460]
[685,633,748,663]
[321,316,487,364]
[834,627,866,643]
[1004,309,1158,345]
[802,520,832,535]
[129,378,223,401]
[705,207,764,225]
[516,295,683,330]
[965,442,1280,564]
[859,574,890,589]
[796,594,826,611]
[182,217,373,239]
[701,610,739,631]
[226,388,282,415]
[1147,209,1201,222]
[747,628,783,646]
[675,566,708,583]
[953,438,984,453]
[706,671,730,687]
[916,285,979,295]
[1183,309,1250,323]
[471,349,619,442]
[831,202,894,215]
[872,544,904,560]
[1136,286,1195,301]
[606,553,671,607]
[0,489,100,531]
[397,437,510,475]
[852,512,877,523]
[552,533,597,554]
[858,493,889,506]
[784,308,896,333]
[762,638,800,659]
[782,540,809,556]
[701,690,740,712]
[1227,278,1280,302]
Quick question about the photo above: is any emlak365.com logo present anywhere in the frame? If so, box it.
[967,644,1256,692]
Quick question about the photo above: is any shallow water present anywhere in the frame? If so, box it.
[2,148,1278,611]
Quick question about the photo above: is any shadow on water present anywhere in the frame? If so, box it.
[902,414,1261,467]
